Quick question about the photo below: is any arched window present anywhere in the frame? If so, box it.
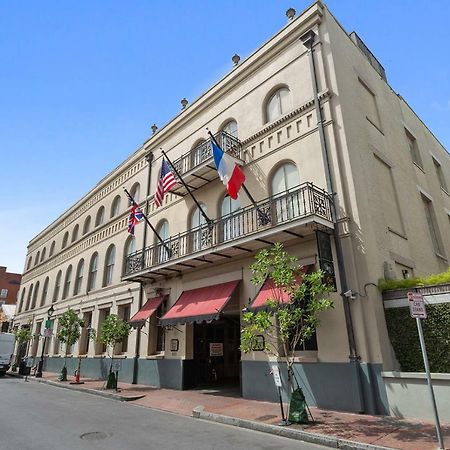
[95,206,105,227]
[123,236,136,275]
[62,265,72,300]
[62,231,69,249]
[72,224,79,243]
[49,241,55,257]
[156,220,170,262]
[18,288,26,313]
[31,281,40,309]
[222,120,238,138]
[190,139,207,169]
[271,162,301,221]
[26,284,33,311]
[130,183,140,204]
[40,277,49,307]
[35,251,40,266]
[266,87,292,123]
[103,245,116,286]
[83,216,91,235]
[74,259,84,296]
[221,195,241,242]
[87,253,98,292]
[41,247,46,262]
[26,257,32,271]
[53,270,62,303]
[190,203,209,252]
[110,195,121,218]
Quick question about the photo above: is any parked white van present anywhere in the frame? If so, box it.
[0,333,16,375]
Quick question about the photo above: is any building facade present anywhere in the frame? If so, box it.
[13,2,450,415]
[0,266,21,332]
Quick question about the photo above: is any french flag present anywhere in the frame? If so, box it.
[212,141,246,200]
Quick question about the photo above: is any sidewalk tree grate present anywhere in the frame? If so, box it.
[80,432,108,441]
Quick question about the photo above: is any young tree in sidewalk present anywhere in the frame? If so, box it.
[13,326,33,371]
[240,243,333,423]
[57,309,85,381]
[97,314,131,389]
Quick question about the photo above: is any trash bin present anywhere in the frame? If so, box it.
[19,358,31,376]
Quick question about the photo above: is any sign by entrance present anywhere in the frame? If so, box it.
[112,360,122,372]
[209,343,223,357]
[407,292,427,319]
[271,365,282,388]
[26,357,34,368]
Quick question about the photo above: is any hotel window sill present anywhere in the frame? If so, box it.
[146,353,165,360]
[366,117,384,135]
[436,253,448,262]
[93,354,106,359]
[412,161,425,173]
[388,227,407,240]
[113,355,127,359]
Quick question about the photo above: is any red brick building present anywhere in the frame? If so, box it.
[0,266,21,306]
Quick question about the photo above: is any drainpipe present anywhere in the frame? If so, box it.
[132,151,154,384]
[300,30,365,412]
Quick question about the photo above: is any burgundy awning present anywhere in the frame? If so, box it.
[250,265,314,310]
[129,297,164,324]
[159,280,240,326]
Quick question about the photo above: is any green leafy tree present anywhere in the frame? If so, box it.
[56,309,85,381]
[241,243,333,396]
[97,314,131,389]
[14,327,32,346]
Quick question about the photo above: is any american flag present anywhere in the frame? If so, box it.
[127,201,144,235]
[154,159,177,207]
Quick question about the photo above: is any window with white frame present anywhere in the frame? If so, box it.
[62,265,72,300]
[40,277,49,307]
[156,220,170,262]
[53,271,62,303]
[190,203,208,252]
[103,245,115,286]
[83,216,91,235]
[74,259,84,296]
[222,120,238,138]
[31,281,40,309]
[87,253,98,292]
[221,195,241,242]
[62,231,69,249]
[0,289,8,298]
[271,163,301,221]
[95,206,105,227]
[266,88,292,123]
[111,195,121,218]
[72,224,79,243]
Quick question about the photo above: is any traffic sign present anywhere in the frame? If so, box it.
[271,365,282,388]
[407,292,427,319]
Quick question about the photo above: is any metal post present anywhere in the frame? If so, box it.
[278,386,288,425]
[416,317,445,450]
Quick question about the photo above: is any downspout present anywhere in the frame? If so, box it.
[300,30,365,412]
[132,150,154,384]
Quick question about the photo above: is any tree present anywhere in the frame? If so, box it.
[13,326,32,372]
[240,243,333,421]
[56,309,85,381]
[97,314,131,389]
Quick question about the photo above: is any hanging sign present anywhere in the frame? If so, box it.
[43,328,53,338]
[209,343,223,357]
[271,365,282,388]
[407,292,427,319]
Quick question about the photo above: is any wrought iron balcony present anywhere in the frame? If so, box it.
[124,182,334,281]
[169,130,243,196]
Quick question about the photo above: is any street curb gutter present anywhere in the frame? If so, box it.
[31,378,145,402]
[192,407,394,450]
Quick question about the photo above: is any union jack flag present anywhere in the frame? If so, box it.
[154,158,177,207]
[127,201,144,235]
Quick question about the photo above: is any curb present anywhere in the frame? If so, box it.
[192,408,394,450]
[30,377,145,402]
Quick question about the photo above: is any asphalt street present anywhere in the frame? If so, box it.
[0,377,328,450]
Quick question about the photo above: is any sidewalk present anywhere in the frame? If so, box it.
[10,371,450,450]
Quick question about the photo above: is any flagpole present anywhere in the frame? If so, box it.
[207,130,270,225]
[123,188,172,257]
[160,149,213,228]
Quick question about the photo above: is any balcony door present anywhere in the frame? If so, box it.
[221,195,241,242]
[190,203,209,252]
[156,220,170,263]
[271,163,301,222]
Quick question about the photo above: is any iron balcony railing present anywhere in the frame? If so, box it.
[170,130,243,175]
[124,183,333,276]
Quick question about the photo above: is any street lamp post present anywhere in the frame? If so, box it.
[35,305,54,378]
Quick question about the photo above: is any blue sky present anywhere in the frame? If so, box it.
[1,1,449,274]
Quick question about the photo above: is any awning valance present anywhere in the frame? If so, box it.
[250,265,314,310]
[129,297,164,324]
[159,280,240,326]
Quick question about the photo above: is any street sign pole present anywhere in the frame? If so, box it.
[408,292,444,450]
[415,317,444,450]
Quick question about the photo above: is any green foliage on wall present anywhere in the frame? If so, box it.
[385,303,450,373]
[378,267,450,292]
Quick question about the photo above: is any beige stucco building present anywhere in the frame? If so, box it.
[13,2,450,415]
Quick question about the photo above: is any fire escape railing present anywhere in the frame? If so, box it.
[124,183,333,276]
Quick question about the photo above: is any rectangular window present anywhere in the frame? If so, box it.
[433,157,448,192]
[118,305,130,354]
[358,78,381,130]
[96,309,110,354]
[156,301,167,353]
[421,194,444,256]
[0,289,8,298]
[405,129,423,168]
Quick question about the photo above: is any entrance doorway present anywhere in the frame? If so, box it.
[193,317,240,390]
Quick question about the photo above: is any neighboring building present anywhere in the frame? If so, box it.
[0,266,21,332]
[14,1,450,416]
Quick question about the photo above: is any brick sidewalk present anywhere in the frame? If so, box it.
[16,371,450,450]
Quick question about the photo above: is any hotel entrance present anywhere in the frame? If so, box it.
[193,317,241,389]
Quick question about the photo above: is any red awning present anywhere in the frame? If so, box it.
[250,265,314,310]
[129,297,164,324]
[159,280,240,326]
